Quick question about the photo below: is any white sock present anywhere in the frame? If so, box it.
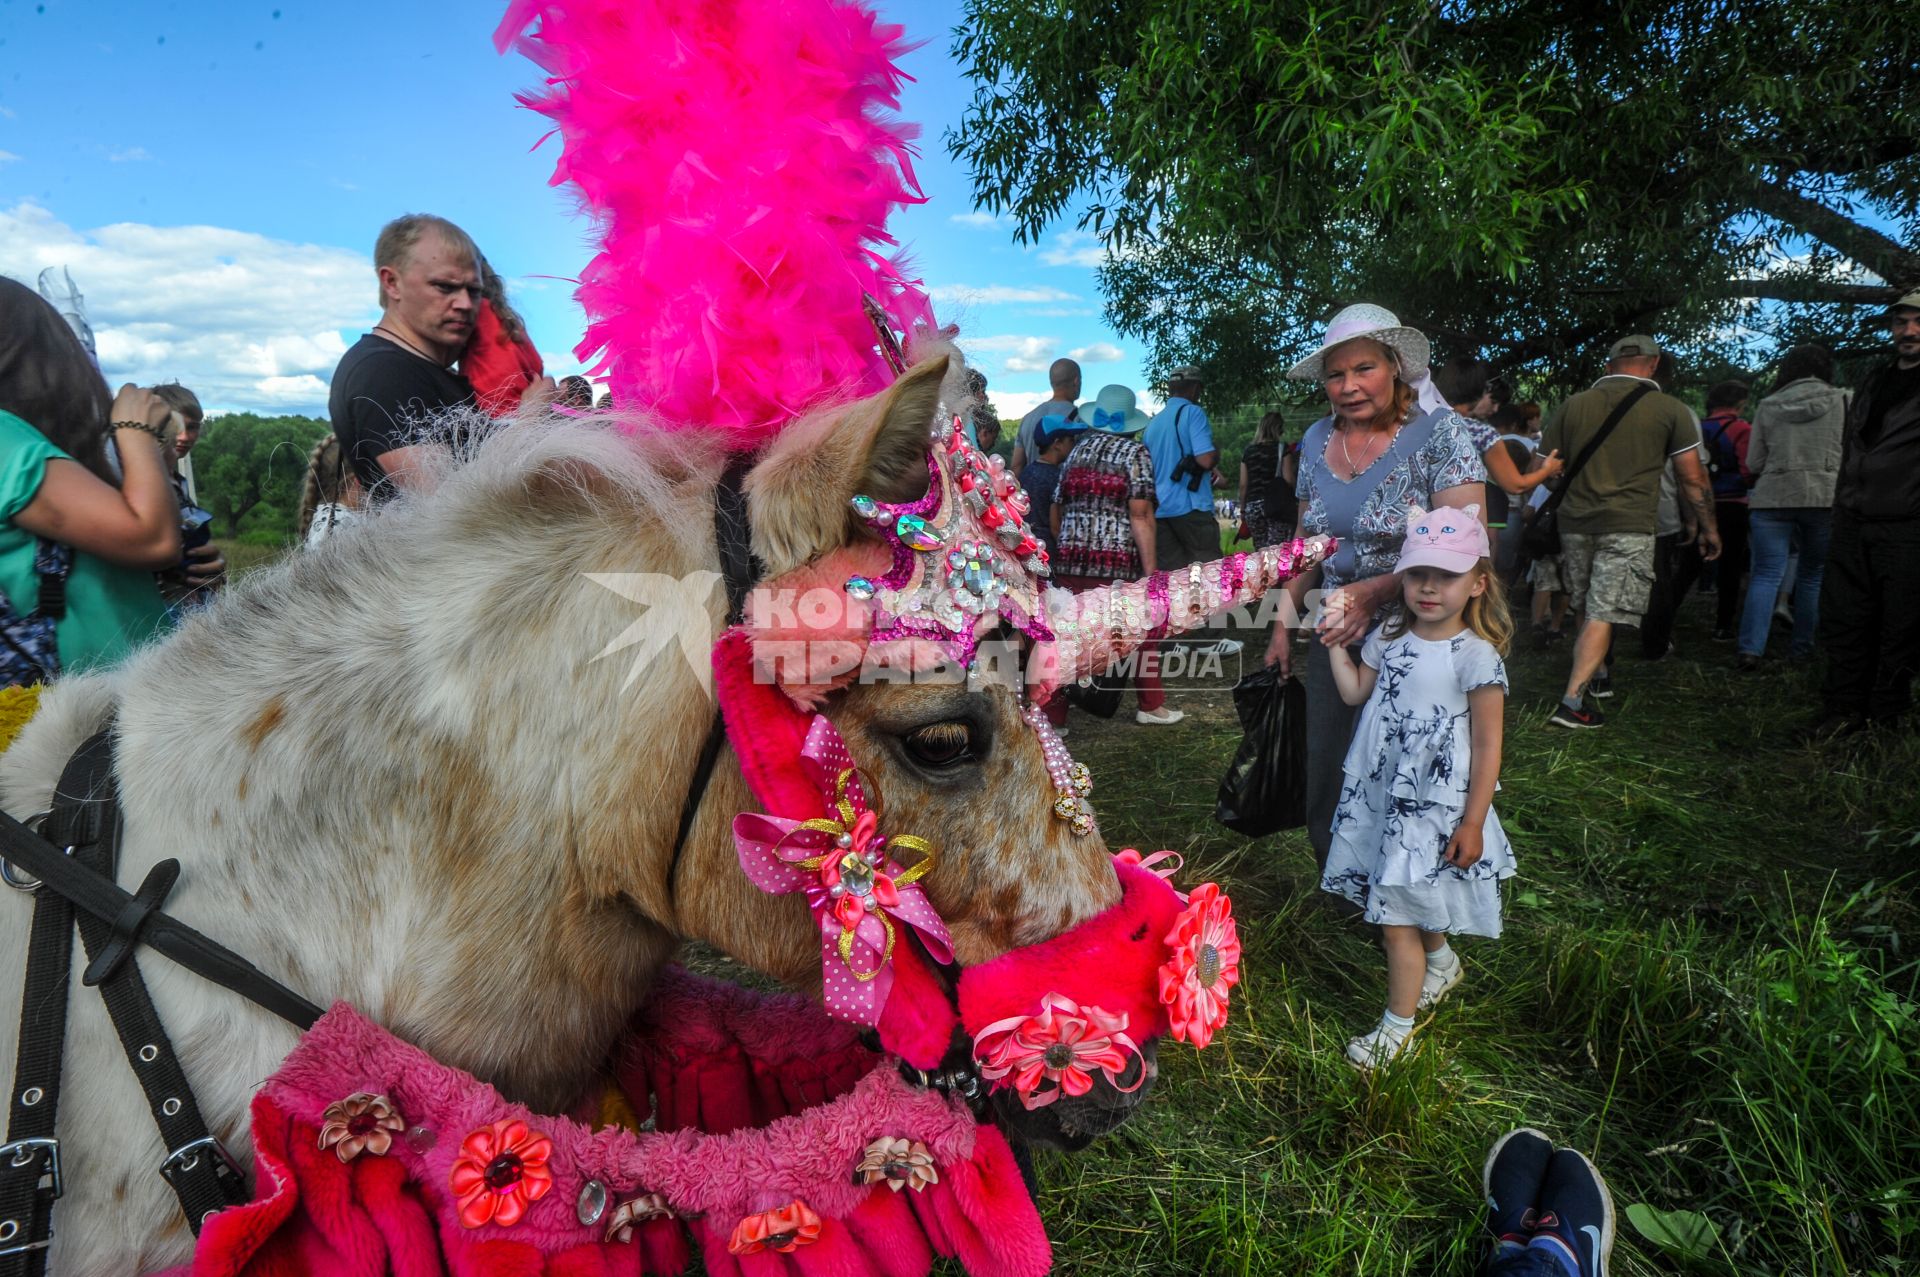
[1380,1009,1415,1040]
[1426,942,1458,973]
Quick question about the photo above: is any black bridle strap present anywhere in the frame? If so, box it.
[666,456,762,899]
[0,798,321,1033]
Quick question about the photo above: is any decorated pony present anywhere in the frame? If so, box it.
[0,3,1330,1275]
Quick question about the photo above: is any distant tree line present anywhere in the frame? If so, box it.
[192,413,331,544]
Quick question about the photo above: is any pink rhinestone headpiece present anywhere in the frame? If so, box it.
[843,413,1054,667]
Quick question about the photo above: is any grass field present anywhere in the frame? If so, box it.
[1015,595,1917,1276]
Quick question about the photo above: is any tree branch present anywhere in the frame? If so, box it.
[1742,181,1920,286]
[1721,279,1903,304]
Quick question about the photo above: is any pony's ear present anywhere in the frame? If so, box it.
[748,354,950,576]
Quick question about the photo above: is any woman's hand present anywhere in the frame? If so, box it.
[1443,822,1484,869]
[1533,449,1564,481]
[1318,573,1395,648]
[111,383,168,429]
[183,543,226,589]
[1264,624,1293,677]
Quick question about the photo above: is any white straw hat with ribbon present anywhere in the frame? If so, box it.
[1285,303,1450,415]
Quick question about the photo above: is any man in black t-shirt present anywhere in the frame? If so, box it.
[328,214,483,502]
[1815,287,1920,734]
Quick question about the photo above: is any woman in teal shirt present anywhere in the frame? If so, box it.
[0,279,181,676]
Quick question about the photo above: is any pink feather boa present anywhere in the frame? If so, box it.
[495,0,937,444]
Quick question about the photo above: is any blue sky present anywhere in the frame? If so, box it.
[0,0,1149,421]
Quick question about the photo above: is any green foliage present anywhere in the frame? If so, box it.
[950,0,1920,403]
[192,413,331,543]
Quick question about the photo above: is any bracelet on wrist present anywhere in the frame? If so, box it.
[112,419,167,443]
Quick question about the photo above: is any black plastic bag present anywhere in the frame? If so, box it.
[1062,675,1124,719]
[1214,663,1308,836]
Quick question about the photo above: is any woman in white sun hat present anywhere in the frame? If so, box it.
[1262,303,1488,874]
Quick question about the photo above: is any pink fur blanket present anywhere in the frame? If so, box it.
[155,970,1049,1277]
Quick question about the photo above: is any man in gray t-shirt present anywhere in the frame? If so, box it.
[1010,358,1082,472]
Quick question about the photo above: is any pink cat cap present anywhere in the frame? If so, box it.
[1396,503,1489,573]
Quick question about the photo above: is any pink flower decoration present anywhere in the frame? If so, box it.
[1158,882,1241,1049]
[854,1136,939,1193]
[733,716,952,1027]
[450,1119,553,1229]
[972,992,1144,1110]
[316,1092,405,1163]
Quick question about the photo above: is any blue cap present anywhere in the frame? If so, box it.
[1032,414,1088,453]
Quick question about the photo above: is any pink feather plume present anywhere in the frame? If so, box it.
[495,0,938,445]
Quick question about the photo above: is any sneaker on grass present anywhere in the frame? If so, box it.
[1344,1021,1411,1070]
[1481,1128,1552,1248]
[1135,706,1185,725]
[1528,1148,1615,1277]
[1588,671,1613,699]
[1194,637,1244,657]
[1548,699,1605,730]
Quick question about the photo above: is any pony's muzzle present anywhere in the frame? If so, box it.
[997,1038,1160,1151]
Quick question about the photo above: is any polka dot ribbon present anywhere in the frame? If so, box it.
[733,716,953,1026]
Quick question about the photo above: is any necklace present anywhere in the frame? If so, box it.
[373,325,445,367]
[1338,421,1399,479]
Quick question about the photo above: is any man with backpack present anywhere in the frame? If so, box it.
[1540,336,1720,729]
[1698,381,1754,642]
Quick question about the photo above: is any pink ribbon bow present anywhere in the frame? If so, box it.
[733,716,953,1027]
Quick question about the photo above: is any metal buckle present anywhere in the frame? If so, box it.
[1,814,63,893]
[159,1136,242,1185]
[1,1137,62,1200]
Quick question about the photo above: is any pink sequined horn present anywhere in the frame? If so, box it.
[1031,537,1334,696]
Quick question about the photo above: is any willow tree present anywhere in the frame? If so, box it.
[949,0,1919,402]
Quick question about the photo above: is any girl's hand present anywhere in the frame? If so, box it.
[1443,822,1484,869]
[1264,625,1293,678]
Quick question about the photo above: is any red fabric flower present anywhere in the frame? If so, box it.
[972,992,1143,1110]
[315,1093,405,1163]
[450,1119,554,1229]
[727,1199,822,1255]
[1158,881,1241,1049]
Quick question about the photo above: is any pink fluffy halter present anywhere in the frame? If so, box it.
[494,0,936,445]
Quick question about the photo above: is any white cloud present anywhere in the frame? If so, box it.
[1038,230,1106,269]
[1069,342,1124,364]
[928,284,1079,306]
[985,389,1056,421]
[107,147,152,163]
[948,211,1006,229]
[0,201,375,414]
[957,333,1060,377]
[0,151,20,164]
[1034,306,1096,318]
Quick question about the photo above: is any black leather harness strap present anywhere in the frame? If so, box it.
[665,456,763,898]
[1,731,322,1271]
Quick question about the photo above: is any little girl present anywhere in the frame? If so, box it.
[1321,504,1516,1069]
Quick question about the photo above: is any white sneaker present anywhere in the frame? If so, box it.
[1418,957,1463,1010]
[1345,1024,1412,1070]
[1195,638,1244,657]
[1135,707,1185,725]
[1054,725,1070,738]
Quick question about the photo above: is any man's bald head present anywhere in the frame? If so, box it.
[1050,358,1082,399]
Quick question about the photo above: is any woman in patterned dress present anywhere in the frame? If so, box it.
[1261,304,1488,872]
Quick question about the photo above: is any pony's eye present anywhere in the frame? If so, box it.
[902,721,974,768]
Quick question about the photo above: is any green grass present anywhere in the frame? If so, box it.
[213,537,291,581]
[1001,597,1918,1275]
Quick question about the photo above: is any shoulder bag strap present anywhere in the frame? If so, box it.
[1536,385,1653,519]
